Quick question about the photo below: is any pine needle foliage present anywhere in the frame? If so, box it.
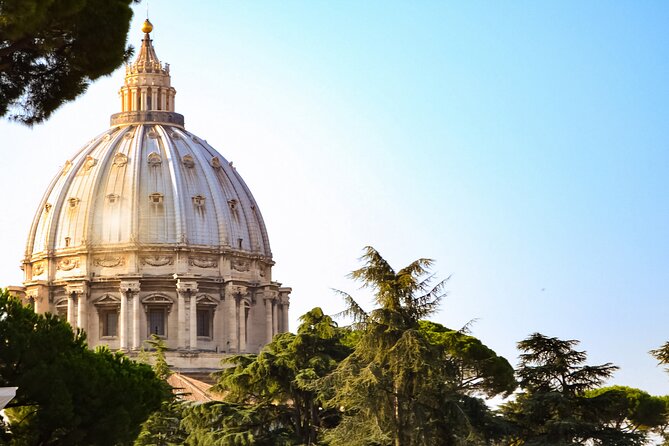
[500,333,644,446]
[323,247,508,446]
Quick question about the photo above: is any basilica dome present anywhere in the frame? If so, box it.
[21,20,290,371]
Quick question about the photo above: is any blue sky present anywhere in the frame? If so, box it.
[1,1,668,394]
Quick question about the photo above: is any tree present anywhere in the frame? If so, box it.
[213,307,352,444]
[321,246,513,446]
[0,0,137,124]
[500,333,643,446]
[0,289,170,445]
[585,386,666,434]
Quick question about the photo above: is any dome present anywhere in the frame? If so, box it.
[21,22,290,370]
[25,125,272,258]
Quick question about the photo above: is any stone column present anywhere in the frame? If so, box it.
[189,293,197,350]
[227,292,238,352]
[119,280,140,351]
[279,288,291,334]
[119,291,128,350]
[132,291,141,350]
[264,297,273,343]
[281,303,290,333]
[272,300,278,336]
[176,279,198,350]
[77,292,87,333]
[239,301,247,353]
[67,293,75,327]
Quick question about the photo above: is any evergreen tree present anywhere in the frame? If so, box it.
[500,333,643,446]
[0,289,169,445]
[321,246,512,446]
[0,0,137,124]
[213,307,352,444]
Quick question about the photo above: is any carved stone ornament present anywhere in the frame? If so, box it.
[103,133,112,141]
[231,258,250,272]
[148,152,162,166]
[32,262,45,276]
[182,155,195,168]
[57,257,80,271]
[112,153,128,167]
[61,160,72,176]
[93,256,125,268]
[140,255,174,266]
[210,156,222,169]
[189,256,218,268]
[82,155,97,172]
[120,281,141,293]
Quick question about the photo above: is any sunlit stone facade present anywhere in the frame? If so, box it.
[20,21,290,372]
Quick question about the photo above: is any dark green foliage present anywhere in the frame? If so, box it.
[134,400,189,446]
[0,289,170,445]
[213,307,352,444]
[182,402,296,446]
[500,333,644,446]
[0,0,137,124]
[322,247,513,446]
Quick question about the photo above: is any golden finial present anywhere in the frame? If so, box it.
[141,19,153,34]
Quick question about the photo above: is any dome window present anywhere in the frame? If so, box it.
[82,156,98,172]
[107,193,120,204]
[192,195,205,207]
[44,203,52,213]
[210,157,222,169]
[64,237,71,247]
[68,197,80,208]
[148,152,162,166]
[149,193,164,204]
[112,153,128,167]
[182,155,195,168]
[228,199,238,210]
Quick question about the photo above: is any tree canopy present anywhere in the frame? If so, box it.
[0,289,170,445]
[0,0,137,124]
[321,246,514,446]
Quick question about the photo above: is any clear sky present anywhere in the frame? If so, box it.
[1,1,668,395]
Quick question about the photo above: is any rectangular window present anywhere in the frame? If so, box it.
[197,309,212,337]
[101,310,118,337]
[148,308,166,336]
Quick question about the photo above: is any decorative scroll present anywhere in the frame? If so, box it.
[189,257,218,268]
[32,262,45,276]
[93,256,125,268]
[231,258,250,272]
[140,255,173,266]
[57,257,80,271]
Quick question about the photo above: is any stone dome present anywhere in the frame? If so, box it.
[21,22,290,370]
[25,125,272,258]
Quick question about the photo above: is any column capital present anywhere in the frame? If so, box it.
[176,279,198,294]
[119,280,141,293]
[65,282,88,296]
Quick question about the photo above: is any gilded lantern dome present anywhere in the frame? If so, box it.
[21,22,290,371]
